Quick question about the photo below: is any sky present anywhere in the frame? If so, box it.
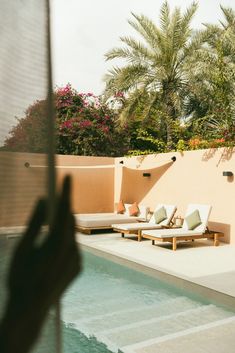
[51,0,235,96]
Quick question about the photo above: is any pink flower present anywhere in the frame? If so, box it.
[79,120,93,128]
[101,126,109,134]
[60,120,73,129]
[56,83,72,96]
[114,91,124,98]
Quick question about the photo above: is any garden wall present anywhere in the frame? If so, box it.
[1,148,235,244]
[56,155,114,213]
[0,152,47,228]
[0,152,114,227]
[114,147,235,244]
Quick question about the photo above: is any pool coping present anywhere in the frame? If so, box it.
[79,242,235,311]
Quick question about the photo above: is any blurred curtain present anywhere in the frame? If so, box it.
[0,0,57,352]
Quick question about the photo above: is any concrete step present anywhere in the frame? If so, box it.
[102,304,233,350]
[79,296,201,333]
[121,316,235,353]
[62,284,174,321]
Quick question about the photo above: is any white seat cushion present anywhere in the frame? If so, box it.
[143,228,204,239]
[75,213,141,228]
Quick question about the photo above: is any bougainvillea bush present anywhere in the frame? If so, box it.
[56,84,128,156]
[3,84,128,156]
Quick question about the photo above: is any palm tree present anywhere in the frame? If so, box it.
[104,1,199,147]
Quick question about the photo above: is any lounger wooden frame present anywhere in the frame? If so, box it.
[76,225,112,235]
[112,226,161,238]
[140,228,224,251]
[112,224,175,239]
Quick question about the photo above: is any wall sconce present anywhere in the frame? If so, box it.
[119,160,124,164]
[223,171,233,177]
[171,156,176,162]
[143,173,151,177]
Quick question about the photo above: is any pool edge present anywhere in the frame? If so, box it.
[79,243,235,311]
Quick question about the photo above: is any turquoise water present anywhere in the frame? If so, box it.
[1,237,234,353]
[0,236,57,353]
[62,250,234,353]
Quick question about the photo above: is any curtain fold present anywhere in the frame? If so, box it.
[0,1,57,352]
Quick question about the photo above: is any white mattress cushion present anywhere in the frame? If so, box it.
[112,223,162,231]
[75,213,141,228]
[143,228,204,238]
[75,204,149,228]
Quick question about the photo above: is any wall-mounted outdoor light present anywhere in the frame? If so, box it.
[119,160,124,164]
[223,171,233,177]
[143,173,151,177]
[171,156,176,162]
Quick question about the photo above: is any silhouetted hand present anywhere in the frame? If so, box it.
[0,176,82,353]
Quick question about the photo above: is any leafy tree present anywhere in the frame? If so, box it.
[104,1,200,148]
[3,84,129,157]
[185,6,235,140]
[3,100,48,153]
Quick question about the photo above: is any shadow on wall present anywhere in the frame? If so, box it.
[208,221,230,243]
[120,161,173,204]
[202,147,235,164]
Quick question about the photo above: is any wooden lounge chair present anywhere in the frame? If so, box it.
[141,204,224,250]
[112,204,177,239]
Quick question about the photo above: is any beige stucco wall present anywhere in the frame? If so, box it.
[0,153,114,227]
[0,152,47,227]
[114,148,235,243]
[56,155,114,213]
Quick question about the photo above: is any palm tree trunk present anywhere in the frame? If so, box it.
[166,121,173,149]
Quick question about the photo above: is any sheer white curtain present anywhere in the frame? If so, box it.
[0,0,58,352]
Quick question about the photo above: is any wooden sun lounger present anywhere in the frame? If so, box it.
[140,204,224,250]
[141,227,224,251]
[112,204,177,239]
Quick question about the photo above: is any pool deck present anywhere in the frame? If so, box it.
[76,231,235,353]
[76,231,235,300]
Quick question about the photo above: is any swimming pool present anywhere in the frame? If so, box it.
[62,249,235,353]
[1,236,235,353]
[0,236,57,353]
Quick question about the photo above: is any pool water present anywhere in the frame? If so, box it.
[62,250,235,353]
[1,237,235,353]
[0,236,57,353]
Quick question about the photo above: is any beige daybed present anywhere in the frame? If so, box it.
[75,204,149,234]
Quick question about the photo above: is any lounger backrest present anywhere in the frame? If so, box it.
[149,204,177,225]
[123,203,149,220]
[182,204,212,233]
